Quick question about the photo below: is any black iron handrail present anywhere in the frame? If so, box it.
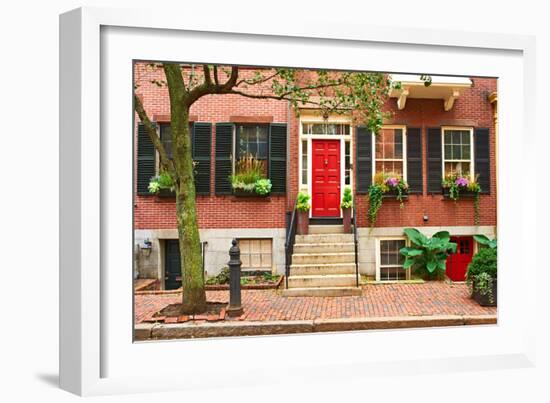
[351,197,359,287]
[284,200,298,289]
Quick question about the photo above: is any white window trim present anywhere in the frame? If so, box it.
[231,123,270,174]
[298,117,353,219]
[375,237,410,282]
[371,125,408,182]
[441,126,475,180]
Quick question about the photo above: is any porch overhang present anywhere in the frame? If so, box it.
[389,74,473,111]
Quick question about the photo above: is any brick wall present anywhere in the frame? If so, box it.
[133,63,497,230]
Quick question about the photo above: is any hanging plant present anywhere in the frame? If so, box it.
[442,172,481,225]
[368,172,409,228]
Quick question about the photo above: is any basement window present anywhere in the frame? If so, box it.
[238,239,272,270]
[378,239,409,281]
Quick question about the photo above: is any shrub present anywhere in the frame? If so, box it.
[466,247,497,281]
[205,267,231,285]
[296,192,311,212]
[341,186,353,209]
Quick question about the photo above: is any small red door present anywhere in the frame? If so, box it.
[446,236,474,281]
[312,139,341,217]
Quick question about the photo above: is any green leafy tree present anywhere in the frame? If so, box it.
[134,63,399,313]
[400,228,457,280]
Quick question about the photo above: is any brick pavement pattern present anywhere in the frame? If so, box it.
[135,282,496,324]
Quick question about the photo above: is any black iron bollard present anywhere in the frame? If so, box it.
[226,239,244,317]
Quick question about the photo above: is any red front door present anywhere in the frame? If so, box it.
[446,236,474,281]
[312,139,341,217]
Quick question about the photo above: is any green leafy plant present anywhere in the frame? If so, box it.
[367,172,409,227]
[296,191,311,212]
[466,247,497,303]
[205,267,231,285]
[254,178,272,195]
[473,234,497,250]
[442,172,481,225]
[230,154,271,195]
[400,228,457,280]
[473,272,496,304]
[148,171,175,194]
[340,186,353,209]
[261,272,281,282]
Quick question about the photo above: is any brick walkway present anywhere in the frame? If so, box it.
[134,282,496,324]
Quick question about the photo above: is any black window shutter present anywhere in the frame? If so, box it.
[427,127,442,193]
[192,122,212,195]
[269,123,287,194]
[406,128,423,194]
[474,128,491,194]
[215,123,234,195]
[136,122,156,195]
[356,126,372,194]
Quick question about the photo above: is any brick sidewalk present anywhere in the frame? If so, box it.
[134,282,496,324]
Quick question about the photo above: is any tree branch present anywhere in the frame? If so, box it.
[213,66,219,86]
[202,65,212,86]
[222,66,239,91]
[133,93,175,174]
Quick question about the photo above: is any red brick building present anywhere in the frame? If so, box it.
[134,63,497,293]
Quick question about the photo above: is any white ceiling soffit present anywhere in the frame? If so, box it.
[389,74,473,111]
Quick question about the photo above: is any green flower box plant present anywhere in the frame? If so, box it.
[442,172,481,224]
[230,154,272,197]
[368,172,409,228]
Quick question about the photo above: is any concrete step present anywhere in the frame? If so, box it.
[290,262,356,276]
[282,286,362,297]
[308,224,345,234]
[295,233,354,244]
[292,252,355,265]
[288,274,357,288]
[293,242,354,254]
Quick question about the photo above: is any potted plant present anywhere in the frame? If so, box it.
[399,228,457,281]
[148,171,175,197]
[340,186,353,233]
[296,191,310,235]
[466,247,497,306]
[230,154,271,197]
[368,172,409,227]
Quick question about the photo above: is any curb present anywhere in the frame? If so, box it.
[134,314,497,341]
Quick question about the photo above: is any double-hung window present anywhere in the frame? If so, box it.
[159,123,173,160]
[442,128,473,177]
[374,127,406,178]
[378,239,409,281]
[236,124,269,175]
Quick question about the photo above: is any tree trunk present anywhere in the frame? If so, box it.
[163,63,207,314]
[173,110,206,314]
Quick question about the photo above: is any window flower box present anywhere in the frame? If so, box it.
[382,188,409,200]
[232,188,270,198]
[442,188,478,199]
[156,188,176,197]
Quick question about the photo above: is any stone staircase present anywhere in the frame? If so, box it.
[282,224,362,297]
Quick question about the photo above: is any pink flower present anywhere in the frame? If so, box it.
[455,177,469,187]
[386,177,399,187]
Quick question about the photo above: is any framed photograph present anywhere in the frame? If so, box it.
[60,6,536,396]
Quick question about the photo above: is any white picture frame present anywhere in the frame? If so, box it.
[60,6,537,396]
